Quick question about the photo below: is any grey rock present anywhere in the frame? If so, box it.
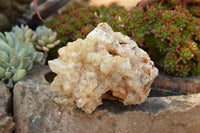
[0,0,32,31]
[19,0,71,27]
[0,13,11,31]
[13,65,200,133]
[0,82,15,133]
[152,73,200,94]
[0,82,11,112]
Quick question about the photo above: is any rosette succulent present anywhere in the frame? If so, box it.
[34,26,60,52]
[0,23,60,87]
[11,25,38,42]
[0,30,43,87]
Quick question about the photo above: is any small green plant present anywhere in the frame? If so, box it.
[45,2,149,57]
[34,25,61,61]
[46,2,200,77]
[0,24,60,87]
[0,28,43,87]
[11,25,38,42]
[45,3,138,45]
[34,25,60,52]
[142,3,200,77]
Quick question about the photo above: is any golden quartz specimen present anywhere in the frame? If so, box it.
[48,23,158,114]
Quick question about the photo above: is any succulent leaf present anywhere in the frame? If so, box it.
[22,57,32,71]
[31,34,38,42]
[12,69,26,82]
[5,69,12,78]
[47,44,55,48]
[25,29,33,39]
[48,35,56,42]
[0,50,9,62]
[35,52,44,62]
[10,55,19,68]
[0,67,5,78]
[0,39,10,53]
[38,40,46,46]
[41,36,48,42]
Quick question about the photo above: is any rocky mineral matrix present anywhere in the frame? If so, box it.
[48,23,158,114]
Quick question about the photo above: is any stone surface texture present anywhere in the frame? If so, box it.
[13,65,200,133]
[0,82,15,133]
[152,73,200,94]
[48,23,158,113]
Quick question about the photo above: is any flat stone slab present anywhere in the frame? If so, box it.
[152,73,200,94]
[0,81,15,133]
[13,65,200,133]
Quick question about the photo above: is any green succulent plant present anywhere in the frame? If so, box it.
[34,26,60,52]
[0,31,43,87]
[46,2,200,77]
[11,25,38,42]
[143,4,200,77]
[45,2,132,45]
[0,23,60,87]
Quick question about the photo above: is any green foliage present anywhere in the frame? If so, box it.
[45,2,134,45]
[0,26,44,87]
[189,6,200,17]
[46,2,200,77]
[142,4,200,77]
[11,25,37,42]
[0,24,60,87]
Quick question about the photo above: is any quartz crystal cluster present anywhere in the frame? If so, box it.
[49,23,158,113]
